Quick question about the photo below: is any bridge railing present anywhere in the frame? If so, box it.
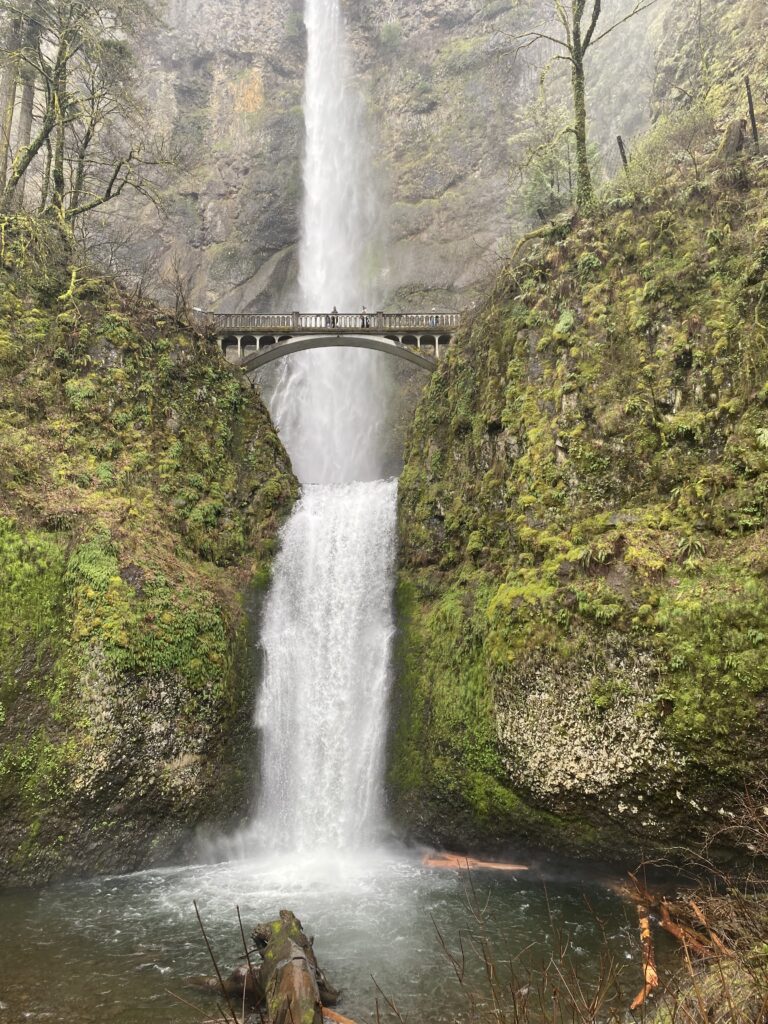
[212,313,294,331]
[382,313,461,330]
[202,311,462,333]
[298,313,364,330]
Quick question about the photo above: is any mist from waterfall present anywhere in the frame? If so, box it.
[252,0,397,853]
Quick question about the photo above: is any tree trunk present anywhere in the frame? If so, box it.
[0,16,22,189]
[69,124,93,213]
[1,102,55,211]
[190,909,341,1023]
[253,910,338,1024]
[50,63,67,217]
[1,38,62,212]
[571,46,593,209]
[13,19,41,208]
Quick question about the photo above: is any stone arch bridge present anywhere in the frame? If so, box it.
[198,311,461,372]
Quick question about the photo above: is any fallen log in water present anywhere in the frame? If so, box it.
[423,851,529,872]
[255,909,337,1024]
[189,908,343,1024]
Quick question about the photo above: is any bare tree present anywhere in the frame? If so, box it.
[0,12,23,188]
[0,0,173,224]
[513,0,661,208]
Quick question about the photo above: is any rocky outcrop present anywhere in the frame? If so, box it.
[0,217,297,886]
[389,151,768,861]
[131,0,306,310]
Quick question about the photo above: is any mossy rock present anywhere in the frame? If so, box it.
[0,215,297,886]
[392,163,768,863]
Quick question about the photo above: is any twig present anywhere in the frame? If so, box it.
[164,987,218,1020]
[689,899,733,958]
[236,905,263,1022]
[194,900,240,1024]
[371,975,408,1024]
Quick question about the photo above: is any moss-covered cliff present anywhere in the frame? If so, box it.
[0,218,297,886]
[391,154,768,861]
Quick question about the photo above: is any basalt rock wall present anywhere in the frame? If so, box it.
[130,0,675,312]
[388,0,768,856]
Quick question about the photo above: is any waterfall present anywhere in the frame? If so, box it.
[252,0,396,852]
[269,0,387,485]
[255,481,397,848]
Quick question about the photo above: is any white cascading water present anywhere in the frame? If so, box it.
[269,0,388,485]
[253,0,396,852]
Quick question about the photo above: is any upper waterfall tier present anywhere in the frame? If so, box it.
[269,0,391,485]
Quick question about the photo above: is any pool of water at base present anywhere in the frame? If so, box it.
[0,845,669,1024]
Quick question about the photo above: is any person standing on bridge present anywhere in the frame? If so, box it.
[361,306,370,329]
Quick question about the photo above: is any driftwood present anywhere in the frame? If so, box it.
[189,909,341,1024]
[629,900,659,1010]
[423,851,529,872]
[611,874,741,1011]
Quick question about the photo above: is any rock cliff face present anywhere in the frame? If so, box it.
[134,0,306,310]
[0,218,297,886]
[385,0,768,862]
[132,0,672,312]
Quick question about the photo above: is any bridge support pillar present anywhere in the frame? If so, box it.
[292,311,300,329]
[217,336,224,352]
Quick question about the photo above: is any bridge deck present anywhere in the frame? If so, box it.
[199,311,461,334]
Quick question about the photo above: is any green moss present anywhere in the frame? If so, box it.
[0,214,297,886]
[393,162,768,858]
[0,518,67,698]
[655,569,768,775]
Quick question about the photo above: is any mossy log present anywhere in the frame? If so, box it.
[254,910,324,1024]
[191,909,339,1023]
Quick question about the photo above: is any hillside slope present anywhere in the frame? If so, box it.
[0,219,297,886]
[391,153,768,860]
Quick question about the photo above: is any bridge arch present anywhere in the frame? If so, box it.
[239,334,438,373]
